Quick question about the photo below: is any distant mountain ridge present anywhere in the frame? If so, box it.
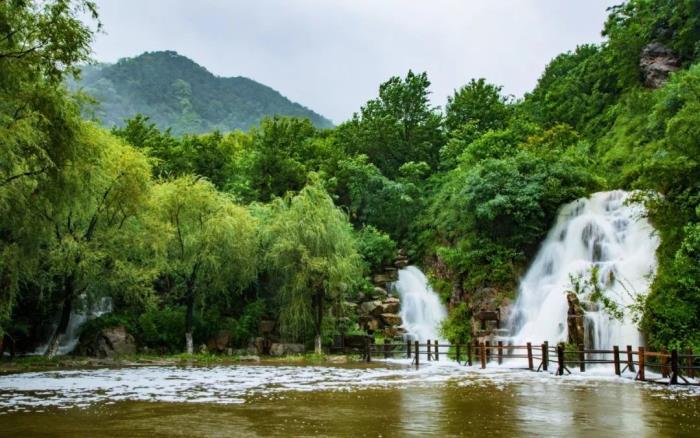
[75,51,333,135]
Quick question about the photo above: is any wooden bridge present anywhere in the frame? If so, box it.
[334,339,700,387]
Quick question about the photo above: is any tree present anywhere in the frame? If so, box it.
[148,176,258,353]
[36,126,153,357]
[445,78,511,133]
[337,71,444,177]
[263,179,361,353]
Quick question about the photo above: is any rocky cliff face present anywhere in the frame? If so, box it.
[640,42,680,88]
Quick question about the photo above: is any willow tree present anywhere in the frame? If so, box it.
[37,126,153,357]
[148,176,258,353]
[264,180,361,353]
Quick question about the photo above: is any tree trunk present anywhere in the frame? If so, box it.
[313,290,323,355]
[45,274,74,358]
[185,291,194,354]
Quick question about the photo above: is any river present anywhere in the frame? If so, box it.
[1,361,698,437]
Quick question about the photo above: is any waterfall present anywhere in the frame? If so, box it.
[509,191,659,349]
[394,266,448,342]
[33,297,112,355]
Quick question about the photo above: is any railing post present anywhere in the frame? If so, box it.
[626,345,635,373]
[407,339,411,359]
[414,340,419,369]
[526,342,533,370]
[456,344,461,364]
[498,341,503,365]
[557,343,565,376]
[671,349,679,385]
[428,339,433,361]
[541,343,547,371]
[480,342,487,369]
[366,337,371,363]
[485,341,491,363]
[637,346,645,381]
[578,344,585,373]
[613,345,621,376]
[687,348,694,378]
[467,342,472,366]
[543,341,549,372]
[434,340,439,361]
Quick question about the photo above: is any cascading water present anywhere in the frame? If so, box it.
[394,266,447,342]
[509,191,659,350]
[33,297,112,355]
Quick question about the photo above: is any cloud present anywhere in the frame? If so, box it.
[87,0,615,124]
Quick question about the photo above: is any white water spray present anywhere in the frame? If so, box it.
[509,191,659,349]
[395,266,448,342]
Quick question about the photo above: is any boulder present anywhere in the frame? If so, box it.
[359,315,382,332]
[326,355,348,364]
[269,342,305,356]
[206,330,230,352]
[380,313,403,327]
[77,325,136,358]
[381,297,400,314]
[640,42,680,89]
[372,287,388,299]
[359,300,383,317]
[372,273,392,285]
[238,355,261,362]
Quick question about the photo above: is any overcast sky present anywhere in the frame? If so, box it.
[87,0,616,124]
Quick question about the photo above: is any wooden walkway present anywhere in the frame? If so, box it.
[335,339,700,386]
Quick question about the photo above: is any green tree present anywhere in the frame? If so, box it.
[338,71,444,177]
[263,180,361,353]
[148,176,258,353]
[445,78,511,133]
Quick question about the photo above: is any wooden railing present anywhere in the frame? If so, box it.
[333,338,700,386]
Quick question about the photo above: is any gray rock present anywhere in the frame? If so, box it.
[380,313,403,327]
[359,300,383,317]
[269,343,305,356]
[381,297,400,314]
[640,42,680,88]
[77,325,136,358]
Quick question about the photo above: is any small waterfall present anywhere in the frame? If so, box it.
[33,297,112,355]
[395,266,448,342]
[509,191,659,349]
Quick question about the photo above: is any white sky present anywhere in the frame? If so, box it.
[86,0,616,124]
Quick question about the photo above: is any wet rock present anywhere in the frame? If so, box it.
[359,300,383,317]
[359,315,382,332]
[381,297,400,314]
[238,355,261,362]
[372,287,388,299]
[640,42,680,88]
[326,355,348,364]
[380,313,403,327]
[269,343,305,356]
[77,325,136,358]
[567,292,586,346]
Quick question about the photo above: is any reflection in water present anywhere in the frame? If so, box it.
[0,363,698,437]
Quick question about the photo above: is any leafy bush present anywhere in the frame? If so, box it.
[355,225,398,272]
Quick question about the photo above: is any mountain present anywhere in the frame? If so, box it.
[74,51,333,135]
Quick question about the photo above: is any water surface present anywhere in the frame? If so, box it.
[1,361,698,437]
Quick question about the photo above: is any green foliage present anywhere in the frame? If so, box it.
[262,179,362,345]
[445,78,511,133]
[137,307,187,353]
[355,226,397,273]
[75,51,333,135]
[337,70,444,178]
[439,303,471,344]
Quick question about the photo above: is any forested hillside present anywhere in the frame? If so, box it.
[1,0,698,358]
[74,51,333,135]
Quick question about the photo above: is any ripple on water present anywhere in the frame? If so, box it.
[0,361,698,412]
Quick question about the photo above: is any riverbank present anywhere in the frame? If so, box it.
[0,353,361,374]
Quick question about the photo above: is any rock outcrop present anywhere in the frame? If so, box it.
[77,325,136,357]
[567,292,586,346]
[640,42,680,88]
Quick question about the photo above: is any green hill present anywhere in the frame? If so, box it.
[74,51,333,135]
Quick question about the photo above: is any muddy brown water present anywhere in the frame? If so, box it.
[0,361,698,437]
